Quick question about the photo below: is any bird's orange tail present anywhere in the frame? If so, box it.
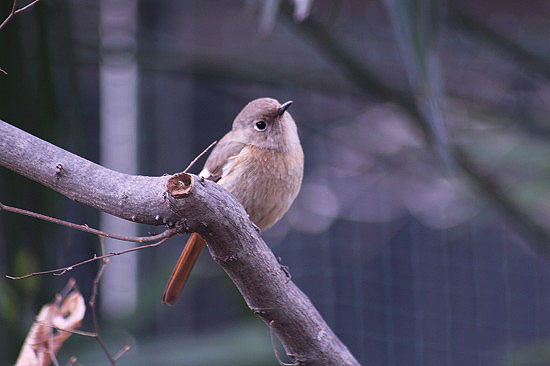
[162,233,206,305]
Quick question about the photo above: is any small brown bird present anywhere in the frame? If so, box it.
[162,97,304,305]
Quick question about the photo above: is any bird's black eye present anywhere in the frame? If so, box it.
[254,120,267,131]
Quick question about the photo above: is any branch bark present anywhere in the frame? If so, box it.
[0,120,360,366]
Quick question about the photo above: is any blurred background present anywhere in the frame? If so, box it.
[1,0,550,365]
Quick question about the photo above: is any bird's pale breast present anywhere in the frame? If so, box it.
[217,144,304,230]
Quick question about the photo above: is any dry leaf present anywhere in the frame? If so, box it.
[15,283,86,366]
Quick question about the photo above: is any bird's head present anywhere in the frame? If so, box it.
[232,98,299,151]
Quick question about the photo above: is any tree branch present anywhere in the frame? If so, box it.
[31,242,132,365]
[0,0,41,31]
[0,201,179,243]
[14,279,85,366]
[0,0,42,75]
[87,238,131,365]
[6,236,172,280]
[0,120,359,366]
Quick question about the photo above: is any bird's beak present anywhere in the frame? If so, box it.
[278,100,293,116]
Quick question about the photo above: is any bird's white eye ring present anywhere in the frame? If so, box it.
[254,120,267,131]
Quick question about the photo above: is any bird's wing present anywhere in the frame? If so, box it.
[201,132,245,182]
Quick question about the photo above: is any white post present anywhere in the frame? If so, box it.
[99,0,139,318]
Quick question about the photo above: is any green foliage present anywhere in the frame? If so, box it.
[12,247,40,295]
[0,280,17,327]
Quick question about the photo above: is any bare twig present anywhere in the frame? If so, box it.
[15,280,86,366]
[89,237,116,364]
[88,237,131,366]
[0,0,41,75]
[0,202,180,243]
[1,120,360,365]
[58,278,77,303]
[37,324,128,365]
[182,140,217,173]
[0,0,41,31]
[36,238,133,365]
[0,0,17,31]
[89,237,107,310]
[36,322,97,338]
[113,345,132,362]
[14,0,41,14]
[7,140,223,362]
[6,236,172,280]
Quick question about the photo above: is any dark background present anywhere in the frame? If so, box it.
[1,0,550,365]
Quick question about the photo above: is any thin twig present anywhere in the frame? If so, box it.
[88,239,106,310]
[87,238,132,365]
[31,266,132,365]
[0,0,40,30]
[0,0,41,75]
[113,345,132,362]
[14,0,40,14]
[36,322,98,338]
[92,322,113,363]
[57,278,77,305]
[89,237,116,365]
[38,315,131,364]
[0,0,17,31]
[0,202,179,243]
[183,140,218,173]
[6,237,172,280]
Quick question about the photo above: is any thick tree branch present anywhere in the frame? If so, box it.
[0,120,359,366]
